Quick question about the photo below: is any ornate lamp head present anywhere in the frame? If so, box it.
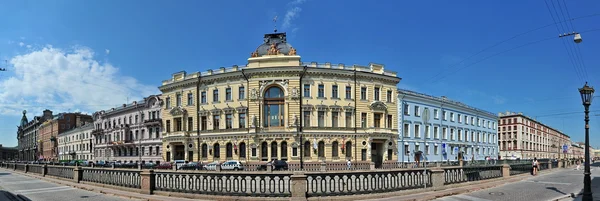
[579,82,595,106]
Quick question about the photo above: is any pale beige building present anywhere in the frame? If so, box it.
[498,112,570,159]
[160,32,401,167]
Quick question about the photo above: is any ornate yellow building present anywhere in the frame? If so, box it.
[159,32,401,167]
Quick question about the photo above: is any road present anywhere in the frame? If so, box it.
[0,169,139,201]
[434,166,598,201]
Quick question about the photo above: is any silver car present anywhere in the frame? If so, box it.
[220,160,244,171]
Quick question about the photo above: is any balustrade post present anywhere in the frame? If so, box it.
[42,164,47,177]
[140,170,155,195]
[290,171,307,201]
[436,162,441,167]
[548,162,552,169]
[370,162,375,170]
[267,164,273,173]
[430,168,445,190]
[459,160,464,167]
[215,164,221,172]
[25,164,29,173]
[502,164,510,178]
[320,162,326,172]
[73,167,83,183]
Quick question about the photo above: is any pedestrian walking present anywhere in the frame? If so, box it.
[346,159,352,170]
[532,157,539,176]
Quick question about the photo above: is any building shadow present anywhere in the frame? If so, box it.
[0,190,32,201]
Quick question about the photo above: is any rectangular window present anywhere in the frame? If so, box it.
[226,88,232,101]
[434,109,438,119]
[458,114,462,123]
[166,97,171,108]
[450,112,454,121]
[374,87,380,101]
[175,118,182,131]
[374,113,381,128]
[442,127,447,139]
[387,90,392,102]
[414,124,420,138]
[345,86,352,99]
[332,85,338,98]
[404,145,410,155]
[425,125,430,138]
[201,91,207,103]
[414,106,420,116]
[434,145,438,155]
[361,113,367,128]
[226,114,232,129]
[213,115,220,130]
[318,111,325,127]
[239,113,246,128]
[345,112,352,127]
[318,84,324,98]
[188,117,193,131]
[303,111,311,127]
[442,111,447,121]
[471,117,474,125]
[331,112,338,128]
[403,124,409,137]
[403,103,409,115]
[425,145,430,155]
[213,89,219,102]
[201,116,207,131]
[387,115,392,128]
[458,130,462,141]
[303,84,310,97]
[176,94,182,107]
[187,93,193,106]
[166,120,171,132]
[239,86,245,100]
[360,87,366,100]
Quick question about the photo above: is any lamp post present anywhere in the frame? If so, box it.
[579,82,594,201]
[294,116,303,169]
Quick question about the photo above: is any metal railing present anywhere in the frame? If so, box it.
[46,166,74,179]
[82,168,141,188]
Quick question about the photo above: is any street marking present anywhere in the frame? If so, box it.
[19,187,74,195]
[525,180,571,185]
[0,180,44,185]
[455,195,493,201]
[436,197,462,201]
[14,186,71,193]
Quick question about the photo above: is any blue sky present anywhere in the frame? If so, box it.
[0,0,599,149]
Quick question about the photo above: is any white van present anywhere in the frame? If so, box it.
[174,160,187,170]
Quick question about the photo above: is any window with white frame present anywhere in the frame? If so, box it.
[414,106,420,116]
[434,126,439,139]
[425,125,430,138]
[403,104,409,115]
[450,128,454,140]
[434,145,438,155]
[458,114,462,123]
[458,130,462,141]
[403,124,409,137]
[450,112,454,121]
[414,124,420,138]
[434,109,439,119]
[442,127,447,139]
[425,145,430,155]
[442,111,447,120]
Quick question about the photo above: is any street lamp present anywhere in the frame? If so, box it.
[579,82,594,201]
[294,116,303,170]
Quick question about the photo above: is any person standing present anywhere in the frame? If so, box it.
[346,159,352,170]
[532,158,539,176]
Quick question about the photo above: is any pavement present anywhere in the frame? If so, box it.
[0,170,138,201]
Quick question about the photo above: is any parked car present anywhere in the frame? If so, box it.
[257,160,288,171]
[155,163,173,170]
[203,162,219,171]
[221,160,244,171]
[179,162,203,170]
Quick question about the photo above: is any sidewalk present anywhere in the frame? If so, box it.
[360,167,564,201]
[6,170,207,201]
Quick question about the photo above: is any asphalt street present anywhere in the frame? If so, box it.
[0,169,139,201]
[434,166,598,201]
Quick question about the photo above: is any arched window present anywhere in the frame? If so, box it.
[318,141,325,158]
[271,141,278,160]
[281,141,288,160]
[263,87,285,127]
[201,144,208,158]
[345,141,352,158]
[226,143,233,158]
[261,142,268,161]
[332,141,339,157]
[239,142,246,158]
[213,143,220,159]
[304,141,311,157]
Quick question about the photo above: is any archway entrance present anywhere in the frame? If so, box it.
[371,141,385,168]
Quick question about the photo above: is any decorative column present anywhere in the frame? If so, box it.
[140,170,155,194]
[290,172,307,201]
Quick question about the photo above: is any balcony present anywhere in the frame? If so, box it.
[92,129,104,135]
[144,119,162,127]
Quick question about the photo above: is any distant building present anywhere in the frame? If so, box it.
[58,123,94,161]
[91,95,163,164]
[498,112,570,160]
[570,142,584,159]
[0,144,18,161]
[16,109,54,161]
[38,113,93,162]
[397,89,499,162]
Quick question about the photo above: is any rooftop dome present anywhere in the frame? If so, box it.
[251,32,297,57]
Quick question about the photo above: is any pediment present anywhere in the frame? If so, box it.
[369,101,388,111]
[170,106,187,116]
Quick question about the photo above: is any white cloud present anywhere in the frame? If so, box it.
[19,42,24,47]
[26,45,32,49]
[282,0,306,30]
[0,45,159,116]
[105,49,110,55]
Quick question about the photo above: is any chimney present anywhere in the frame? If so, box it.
[76,115,82,127]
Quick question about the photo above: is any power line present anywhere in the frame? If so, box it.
[424,13,600,84]
[558,0,589,81]
[534,110,600,118]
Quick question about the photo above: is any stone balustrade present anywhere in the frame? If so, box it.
[0,159,573,201]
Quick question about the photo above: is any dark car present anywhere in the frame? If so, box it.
[179,162,203,170]
[257,160,288,171]
[155,163,173,170]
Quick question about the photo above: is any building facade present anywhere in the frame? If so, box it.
[92,95,163,164]
[397,90,499,162]
[38,113,92,161]
[0,144,18,161]
[58,123,94,161]
[16,110,54,161]
[160,32,400,167]
[498,112,570,160]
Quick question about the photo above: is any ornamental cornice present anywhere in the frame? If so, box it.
[160,79,198,93]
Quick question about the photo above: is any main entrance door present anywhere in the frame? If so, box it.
[174,145,185,160]
[371,142,384,168]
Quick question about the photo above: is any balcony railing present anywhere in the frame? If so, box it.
[143,119,161,126]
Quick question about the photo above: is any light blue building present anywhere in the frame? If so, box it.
[397,89,499,162]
